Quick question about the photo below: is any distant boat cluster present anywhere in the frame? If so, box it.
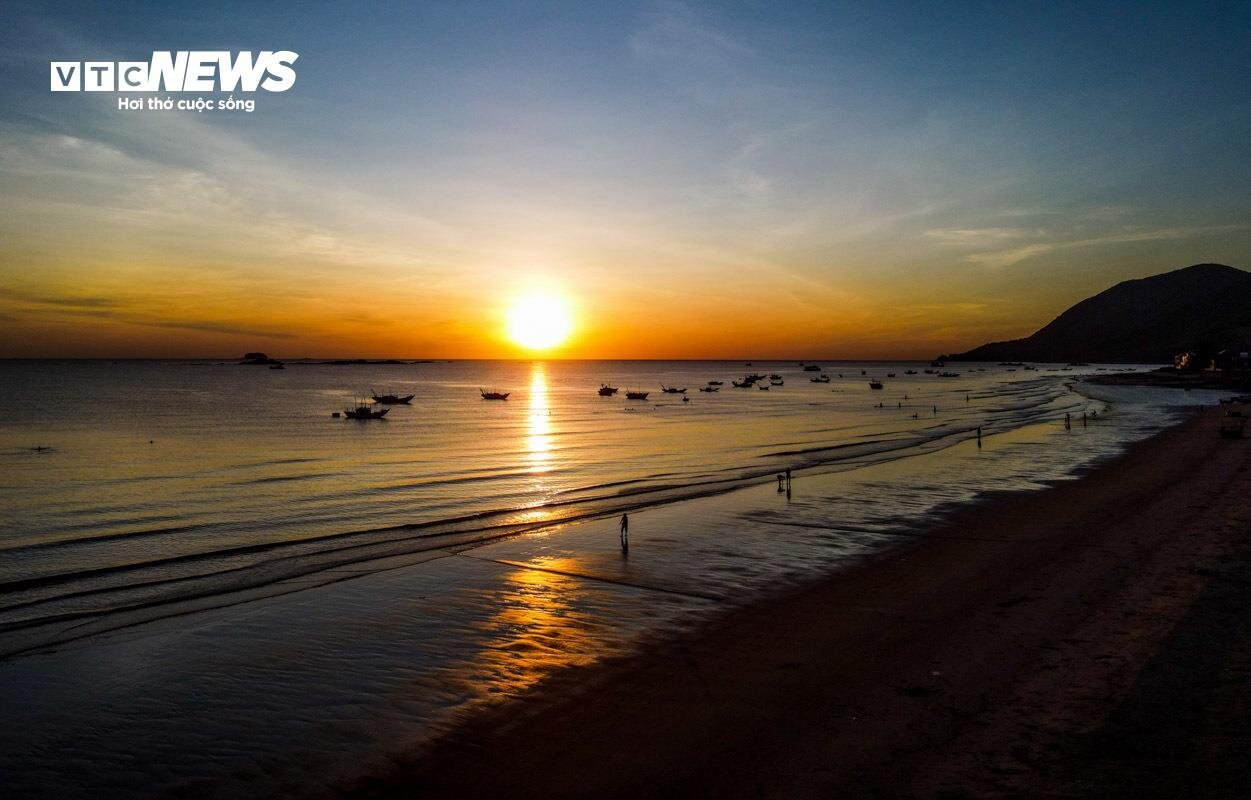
[334,388,415,420]
[324,359,1068,419]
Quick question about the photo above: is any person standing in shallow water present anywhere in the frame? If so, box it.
[619,513,629,554]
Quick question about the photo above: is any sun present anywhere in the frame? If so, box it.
[506,290,574,350]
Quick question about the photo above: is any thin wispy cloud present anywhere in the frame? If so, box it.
[963,226,1246,269]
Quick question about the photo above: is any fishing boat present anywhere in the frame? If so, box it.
[732,379,753,388]
[939,372,961,378]
[480,389,510,400]
[371,391,414,404]
[707,380,724,386]
[598,384,619,396]
[699,386,720,392]
[625,390,649,400]
[869,381,884,390]
[343,402,388,419]
[810,374,830,383]
[770,378,784,386]
[660,385,688,394]
[803,364,822,372]
[886,373,896,378]
[758,384,771,390]
[905,369,917,375]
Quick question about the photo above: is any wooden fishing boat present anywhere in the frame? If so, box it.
[371,392,414,404]
[344,403,388,419]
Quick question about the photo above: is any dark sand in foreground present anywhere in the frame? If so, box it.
[346,405,1251,799]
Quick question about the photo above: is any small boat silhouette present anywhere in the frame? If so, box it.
[660,385,688,394]
[480,389,510,400]
[699,386,720,392]
[372,391,414,404]
[625,389,649,400]
[344,402,388,419]
[810,374,830,383]
[869,381,884,390]
[598,384,619,396]
[707,380,724,386]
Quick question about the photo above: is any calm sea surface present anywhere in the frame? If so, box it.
[0,359,1221,797]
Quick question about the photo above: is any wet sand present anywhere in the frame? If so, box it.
[346,404,1251,799]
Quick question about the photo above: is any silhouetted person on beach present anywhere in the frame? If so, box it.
[777,474,785,492]
[620,513,629,554]
[1065,412,1072,431]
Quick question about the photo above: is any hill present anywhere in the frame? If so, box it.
[941,263,1251,364]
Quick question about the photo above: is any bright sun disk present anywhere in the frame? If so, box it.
[506,291,574,350]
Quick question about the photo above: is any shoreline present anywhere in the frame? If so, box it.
[346,403,1251,799]
[1086,368,1251,392]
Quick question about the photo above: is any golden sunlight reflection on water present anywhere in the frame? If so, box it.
[442,559,606,704]
[526,363,552,474]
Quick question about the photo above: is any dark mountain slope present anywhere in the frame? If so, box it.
[942,264,1251,363]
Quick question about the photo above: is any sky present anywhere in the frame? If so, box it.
[1,0,1249,359]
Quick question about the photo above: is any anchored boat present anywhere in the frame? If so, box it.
[344,400,388,419]
[371,391,414,404]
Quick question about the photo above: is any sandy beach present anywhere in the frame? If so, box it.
[347,403,1251,799]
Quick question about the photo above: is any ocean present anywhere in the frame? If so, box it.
[0,358,1219,796]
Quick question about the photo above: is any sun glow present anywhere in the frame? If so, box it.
[506,291,574,350]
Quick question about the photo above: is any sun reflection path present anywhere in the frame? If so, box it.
[526,363,552,474]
